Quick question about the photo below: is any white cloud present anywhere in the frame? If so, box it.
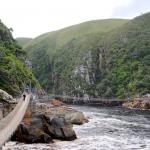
[0,0,135,38]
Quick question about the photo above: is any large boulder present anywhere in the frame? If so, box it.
[37,104,88,125]
[13,102,87,143]
[35,103,88,125]
[12,113,77,143]
[44,116,77,140]
[12,114,53,143]
[0,89,16,103]
[64,110,88,125]
[12,123,53,143]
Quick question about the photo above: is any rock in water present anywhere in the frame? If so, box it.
[12,115,53,143]
[44,116,77,140]
[35,103,88,125]
[12,101,88,143]
[64,110,88,125]
[12,112,78,143]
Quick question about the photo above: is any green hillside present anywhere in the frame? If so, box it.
[24,13,150,98]
[0,20,41,96]
[25,19,128,51]
[24,19,128,90]
[16,37,32,47]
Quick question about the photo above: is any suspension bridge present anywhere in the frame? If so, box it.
[38,94,150,106]
[0,93,31,147]
[38,94,125,106]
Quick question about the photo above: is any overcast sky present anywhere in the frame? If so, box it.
[0,0,149,38]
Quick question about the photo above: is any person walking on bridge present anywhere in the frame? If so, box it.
[23,93,26,101]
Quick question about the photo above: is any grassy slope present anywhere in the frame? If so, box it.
[25,19,128,51]
[16,37,32,47]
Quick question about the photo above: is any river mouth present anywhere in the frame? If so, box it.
[3,105,150,150]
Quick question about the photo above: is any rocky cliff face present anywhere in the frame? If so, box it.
[69,49,107,97]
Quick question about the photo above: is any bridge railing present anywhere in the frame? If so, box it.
[39,94,121,102]
[0,94,31,147]
[38,94,150,104]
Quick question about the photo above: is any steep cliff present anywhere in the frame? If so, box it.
[22,12,150,98]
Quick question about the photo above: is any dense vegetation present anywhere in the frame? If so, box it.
[20,13,150,98]
[102,13,150,98]
[21,19,128,93]
[0,20,41,96]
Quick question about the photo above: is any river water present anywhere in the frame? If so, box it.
[3,106,150,150]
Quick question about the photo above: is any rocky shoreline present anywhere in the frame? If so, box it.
[61,95,150,110]
[0,89,150,145]
[11,98,88,144]
[122,98,150,110]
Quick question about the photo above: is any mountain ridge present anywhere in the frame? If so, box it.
[17,19,129,48]
[16,37,32,47]
[20,12,150,98]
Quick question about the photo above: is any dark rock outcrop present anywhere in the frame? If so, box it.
[12,102,87,143]
[43,116,77,140]
[12,123,53,144]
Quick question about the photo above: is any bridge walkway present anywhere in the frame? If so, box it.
[0,94,31,147]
